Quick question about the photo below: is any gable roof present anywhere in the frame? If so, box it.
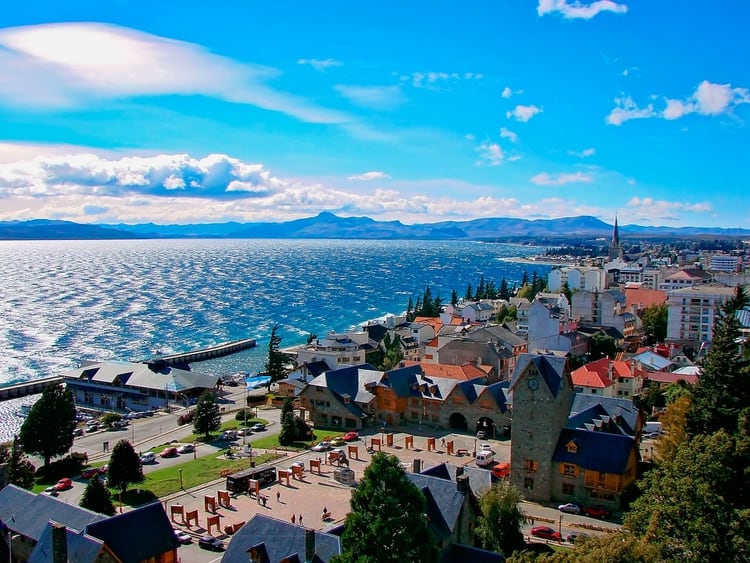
[510,354,569,398]
[64,361,219,393]
[85,501,179,563]
[400,361,487,382]
[30,524,109,563]
[420,462,494,498]
[407,473,467,541]
[553,429,635,473]
[0,485,105,541]
[568,394,640,436]
[223,514,341,562]
[624,287,668,311]
[630,350,673,371]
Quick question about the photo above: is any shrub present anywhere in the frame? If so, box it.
[36,452,88,482]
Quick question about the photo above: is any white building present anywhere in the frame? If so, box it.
[666,285,738,346]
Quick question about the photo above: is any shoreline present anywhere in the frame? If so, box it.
[500,256,584,267]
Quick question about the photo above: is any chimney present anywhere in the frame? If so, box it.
[305,529,316,563]
[456,473,471,495]
[52,522,68,563]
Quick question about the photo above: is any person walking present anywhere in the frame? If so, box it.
[299,514,303,526]
[291,514,296,524]
[276,490,281,503]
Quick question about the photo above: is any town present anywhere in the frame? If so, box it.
[1,224,748,562]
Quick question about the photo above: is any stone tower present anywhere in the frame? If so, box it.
[509,353,575,502]
[608,214,623,261]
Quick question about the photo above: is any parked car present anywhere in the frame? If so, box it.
[530,526,562,541]
[174,529,192,545]
[583,505,611,519]
[198,536,224,551]
[72,428,84,437]
[219,430,238,441]
[140,452,157,464]
[237,427,253,436]
[331,436,345,447]
[54,478,73,491]
[177,443,195,454]
[80,467,102,479]
[343,431,359,441]
[476,430,486,439]
[250,423,266,432]
[490,462,510,479]
[160,447,179,458]
[311,441,332,452]
[558,502,582,514]
[480,443,494,453]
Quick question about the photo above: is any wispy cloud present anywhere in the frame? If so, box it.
[530,172,594,185]
[607,81,750,125]
[347,171,391,181]
[476,143,505,166]
[501,87,512,99]
[626,196,713,222]
[537,0,628,20]
[500,127,518,143]
[506,104,542,122]
[297,57,342,71]
[0,22,359,129]
[568,147,596,158]
[335,85,405,110]
[627,196,711,213]
[400,71,483,90]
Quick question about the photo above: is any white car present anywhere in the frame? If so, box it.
[177,443,195,454]
[311,441,332,452]
[140,452,156,464]
[174,529,192,545]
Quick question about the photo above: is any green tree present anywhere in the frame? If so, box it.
[475,481,526,556]
[333,453,439,563]
[80,475,116,515]
[379,333,403,371]
[18,383,76,468]
[101,412,123,429]
[106,439,143,495]
[265,324,287,383]
[465,283,474,302]
[687,286,750,436]
[624,431,750,561]
[589,332,616,360]
[499,278,510,300]
[451,289,458,306]
[561,280,572,304]
[4,437,36,489]
[193,390,221,439]
[279,412,297,446]
[642,303,668,344]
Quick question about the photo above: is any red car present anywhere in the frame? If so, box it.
[80,468,102,479]
[53,477,73,491]
[530,526,562,542]
[491,462,510,479]
[343,431,359,442]
[583,505,611,519]
[160,447,179,458]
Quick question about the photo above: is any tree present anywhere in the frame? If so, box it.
[655,394,690,463]
[589,332,616,360]
[451,289,458,307]
[499,278,510,300]
[4,437,35,489]
[687,286,750,436]
[333,453,439,563]
[265,324,287,383]
[279,412,297,446]
[106,439,143,496]
[193,390,221,439]
[379,333,403,371]
[18,383,77,468]
[475,481,526,556]
[642,303,668,344]
[80,475,116,515]
[561,280,572,304]
[101,412,123,429]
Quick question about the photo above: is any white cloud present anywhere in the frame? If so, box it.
[627,196,712,213]
[568,148,596,158]
[530,172,594,185]
[607,81,750,125]
[476,143,504,166]
[500,127,518,143]
[506,104,542,122]
[537,0,628,19]
[0,22,357,128]
[335,85,405,110]
[400,71,483,90]
[297,57,342,71]
[347,171,391,181]
[501,87,512,99]
[606,95,656,125]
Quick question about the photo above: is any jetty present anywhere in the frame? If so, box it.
[0,375,65,401]
[147,338,257,366]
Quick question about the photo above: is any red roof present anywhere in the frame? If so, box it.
[624,287,668,311]
[646,372,698,385]
[401,360,487,381]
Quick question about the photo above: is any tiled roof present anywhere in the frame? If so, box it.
[568,395,640,436]
[400,361,487,381]
[30,525,107,563]
[407,473,466,541]
[624,287,668,310]
[420,462,494,498]
[553,429,635,473]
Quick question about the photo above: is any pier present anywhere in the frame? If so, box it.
[147,338,257,366]
[0,375,65,401]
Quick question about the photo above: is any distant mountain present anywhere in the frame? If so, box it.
[0,213,747,241]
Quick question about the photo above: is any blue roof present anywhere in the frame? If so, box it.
[568,395,640,436]
[511,354,569,398]
[30,525,106,563]
[407,473,467,541]
[553,429,635,473]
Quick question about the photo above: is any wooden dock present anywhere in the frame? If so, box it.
[148,338,257,366]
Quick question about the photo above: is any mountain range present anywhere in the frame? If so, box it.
[0,212,747,241]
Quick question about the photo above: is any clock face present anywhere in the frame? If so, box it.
[527,378,539,391]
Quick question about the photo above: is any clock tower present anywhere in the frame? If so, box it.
[509,353,574,501]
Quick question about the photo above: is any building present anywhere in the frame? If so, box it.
[294,330,374,371]
[571,357,644,399]
[709,253,741,273]
[608,215,623,262]
[665,284,738,347]
[509,354,642,508]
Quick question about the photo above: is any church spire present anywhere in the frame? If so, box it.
[609,213,622,261]
[612,213,620,246]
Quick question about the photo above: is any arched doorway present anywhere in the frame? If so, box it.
[476,417,496,438]
[449,412,468,431]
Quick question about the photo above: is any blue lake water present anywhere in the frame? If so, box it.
[0,238,548,386]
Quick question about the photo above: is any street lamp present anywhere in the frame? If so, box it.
[179,468,184,489]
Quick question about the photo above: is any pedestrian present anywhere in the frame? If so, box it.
[440,438,446,448]
[276,490,281,503]
[299,514,303,526]
[291,514,296,524]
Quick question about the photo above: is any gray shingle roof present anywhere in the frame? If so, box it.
[407,473,466,541]
[30,524,106,563]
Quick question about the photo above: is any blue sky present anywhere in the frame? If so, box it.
[0,1,748,228]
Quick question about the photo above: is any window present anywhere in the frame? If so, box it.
[523,459,538,472]
[562,464,577,476]
[524,477,534,490]
[562,483,575,495]
[565,441,578,454]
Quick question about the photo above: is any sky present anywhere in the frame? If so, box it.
[0,1,748,229]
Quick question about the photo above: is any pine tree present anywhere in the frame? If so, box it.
[19,382,77,468]
[6,437,35,489]
[193,390,221,439]
[499,278,510,300]
[333,453,439,563]
[265,324,287,382]
[451,289,458,307]
[465,283,473,301]
[106,439,143,495]
[80,475,116,515]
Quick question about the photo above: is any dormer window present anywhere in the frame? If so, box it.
[566,440,578,454]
